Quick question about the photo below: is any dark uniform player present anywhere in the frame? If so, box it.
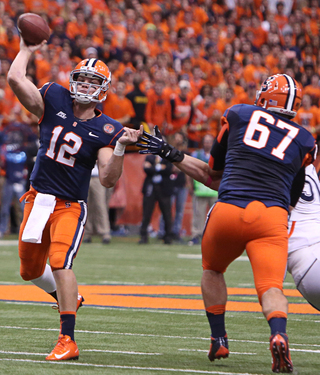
[29,82,124,201]
[138,74,317,373]
[7,39,141,361]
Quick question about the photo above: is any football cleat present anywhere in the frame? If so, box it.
[270,332,293,373]
[208,335,229,361]
[46,334,79,361]
[255,74,302,119]
[52,293,84,313]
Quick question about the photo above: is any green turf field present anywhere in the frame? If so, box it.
[0,236,319,374]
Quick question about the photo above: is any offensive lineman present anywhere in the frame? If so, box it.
[138,74,317,373]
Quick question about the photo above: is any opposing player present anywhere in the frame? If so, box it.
[138,74,317,373]
[288,163,320,311]
[7,39,141,361]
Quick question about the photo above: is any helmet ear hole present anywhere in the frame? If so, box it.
[260,98,267,108]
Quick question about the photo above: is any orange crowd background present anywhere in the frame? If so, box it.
[0,0,319,142]
[0,0,320,232]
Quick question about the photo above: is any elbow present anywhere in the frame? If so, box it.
[102,181,115,189]
[7,70,23,90]
[7,71,16,88]
[100,177,115,188]
[100,175,116,188]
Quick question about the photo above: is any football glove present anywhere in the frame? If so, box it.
[137,126,185,163]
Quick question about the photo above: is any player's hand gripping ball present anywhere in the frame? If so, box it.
[17,13,50,46]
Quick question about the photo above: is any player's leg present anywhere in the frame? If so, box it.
[157,189,172,244]
[246,203,292,373]
[288,244,320,311]
[190,196,206,243]
[172,186,188,240]
[20,193,83,309]
[140,189,156,243]
[0,180,15,236]
[45,200,86,361]
[89,177,111,243]
[19,193,51,284]
[31,263,56,297]
[201,202,246,361]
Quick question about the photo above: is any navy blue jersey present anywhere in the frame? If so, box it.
[210,104,316,210]
[30,83,124,201]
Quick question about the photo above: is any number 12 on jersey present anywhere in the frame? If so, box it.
[46,126,83,167]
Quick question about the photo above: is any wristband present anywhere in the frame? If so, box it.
[113,141,126,156]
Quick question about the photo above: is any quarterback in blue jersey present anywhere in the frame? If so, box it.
[138,74,317,373]
[7,39,141,361]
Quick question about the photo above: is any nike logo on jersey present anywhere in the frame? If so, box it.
[89,132,99,138]
[56,111,67,119]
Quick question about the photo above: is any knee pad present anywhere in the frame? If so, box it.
[20,266,43,281]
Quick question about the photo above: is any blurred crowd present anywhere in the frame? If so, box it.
[0,0,320,237]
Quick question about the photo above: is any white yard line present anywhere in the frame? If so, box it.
[0,240,18,246]
[0,349,162,356]
[83,349,162,355]
[0,358,264,375]
[178,349,257,355]
[1,325,320,349]
[177,255,249,261]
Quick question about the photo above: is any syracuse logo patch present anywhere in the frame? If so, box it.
[103,124,115,134]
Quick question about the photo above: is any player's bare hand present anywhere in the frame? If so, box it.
[118,127,141,145]
[20,38,47,53]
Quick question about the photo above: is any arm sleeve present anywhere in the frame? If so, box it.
[39,82,53,99]
[209,117,229,171]
[290,167,306,207]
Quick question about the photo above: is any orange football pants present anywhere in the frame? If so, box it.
[202,201,288,302]
[19,187,87,281]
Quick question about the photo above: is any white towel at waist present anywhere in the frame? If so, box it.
[22,193,56,243]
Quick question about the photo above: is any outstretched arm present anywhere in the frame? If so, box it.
[173,154,222,191]
[137,126,223,191]
[7,39,46,119]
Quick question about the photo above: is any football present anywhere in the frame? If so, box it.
[17,13,50,46]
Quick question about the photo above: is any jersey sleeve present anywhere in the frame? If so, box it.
[290,167,306,207]
[39,82,54,99]
[108,126,125,146]
[305,143,317,166]
[99,116,125,147]
[209,114,229,171]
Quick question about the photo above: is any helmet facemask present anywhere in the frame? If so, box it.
[69,59,111,104]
